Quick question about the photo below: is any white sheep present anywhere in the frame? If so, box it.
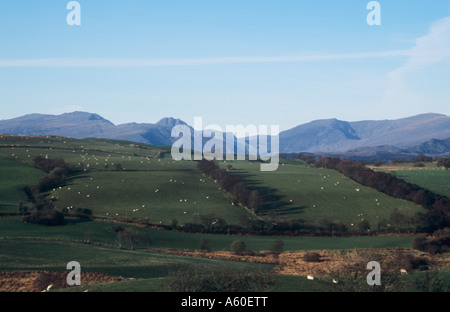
[307,275,314,280]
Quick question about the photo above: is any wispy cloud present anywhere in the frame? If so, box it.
[0,50,410,68]
[380,17,450,110]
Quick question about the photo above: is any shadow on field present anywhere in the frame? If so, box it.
[275,205,307,216]
[231,169,305,216]
[64,172,91,185]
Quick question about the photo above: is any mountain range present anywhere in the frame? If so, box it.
[0,112,449,159]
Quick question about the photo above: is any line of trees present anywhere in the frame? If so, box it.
[22,156,81,226]
[313,156,450,233]
[197,159,264,215]
[436,157,450,169]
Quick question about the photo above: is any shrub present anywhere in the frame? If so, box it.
[33,272,67,291]
[117,227,151,250]
[356,220,371,233]
[394,252,430,271]
[74,208,93,220]
[434,228,450,238]
[231,240,246,255]
[22,208,65,226]
[270,239,284,256]
[412,235,450,254]
[303,252,322,263]
[199,239,212,252]
[165,266,275,292]
[412,236,429,251]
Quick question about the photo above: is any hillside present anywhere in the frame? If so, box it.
[0,112,190,146]
[279,113,450,154]
[0,133,448,293]
[0,134,428,230]
[1,112,449,158]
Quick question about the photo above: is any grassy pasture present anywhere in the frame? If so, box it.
[390,169,449,198]
[0,135,427,229]
[50,168,250,225]
[0,156,46,213]
[0,134,447,292]
[0,217,415,252]
[0,136,254,225]
[0,238,271,280]
[221,160,425,230]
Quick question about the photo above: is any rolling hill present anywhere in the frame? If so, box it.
[0,133,448,293]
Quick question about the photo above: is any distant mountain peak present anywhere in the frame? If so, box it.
[0,112,448,157]
[60,111,114,125]
[279,113,450,154]
[156,117,189,128]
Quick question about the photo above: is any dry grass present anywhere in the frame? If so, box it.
[0,271,127,292]
[155,248,450,277]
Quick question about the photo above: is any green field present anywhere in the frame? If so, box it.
[0,134,448,292]
[221,160,424,230]
[0,135,254,225]
[0,217,415,252]
[0,156,46,213]
[0,135,426,229]
[393,169,450,198]
[371,162,450,197]
[0,239,271,279]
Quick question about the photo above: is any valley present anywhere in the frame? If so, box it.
[0,133,448,292]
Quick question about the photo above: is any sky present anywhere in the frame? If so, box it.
[0,0,449,131]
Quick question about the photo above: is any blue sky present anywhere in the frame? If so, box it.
[0,0,449,131]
